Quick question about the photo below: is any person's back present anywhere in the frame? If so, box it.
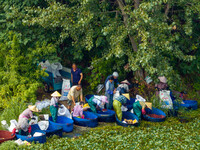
[67,85,82,100]
[73,105,83,117]
[19,108,32,119]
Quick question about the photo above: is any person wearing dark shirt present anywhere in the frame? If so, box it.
[71,63,83,86]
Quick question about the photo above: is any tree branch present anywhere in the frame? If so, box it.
[165,3,170,16]
[134,0,140,9]
[116,0,138,52]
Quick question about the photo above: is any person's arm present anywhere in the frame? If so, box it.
[105,81,109,91]
[80,89,84,101]
[80,108,83,117]
[71,73,73,83]
[126,84,129,92]
[29,111,33,119]
[115,78,119,86]
[78,72,83,85]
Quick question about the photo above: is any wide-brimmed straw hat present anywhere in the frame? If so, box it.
[158,76,167,83]
[120,80,130,85]
[51,91,61,97]
[122,93,130,100]
[28,105,39,112]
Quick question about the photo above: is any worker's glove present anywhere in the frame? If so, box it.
[142,109,146,115]
[28,126,32,134]
[11,128,16,136]
[54,104,59,108]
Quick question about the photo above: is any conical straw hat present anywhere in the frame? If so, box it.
[145,102,152,110]
[122,93,130,100]
[121,80,131,85]
[28,105,39,112]
[51,91,61,97]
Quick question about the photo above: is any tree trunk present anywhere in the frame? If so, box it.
[116,0,138,52]
[117,0,145,79]
[165,3,170,16]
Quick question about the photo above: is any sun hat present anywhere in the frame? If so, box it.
[28,105,39,112]
[120,80,130,85]
[112,72,119,77]
[158,76,167,83]
[145,102,152,110]
[51,91,62,97]
[122,93,130,100]
[101,96,108,103]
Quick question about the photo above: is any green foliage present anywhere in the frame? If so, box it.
[4,108,199,149]
[0,141,18,150]
[0,32,57,121]
[85,56,127,91]
[20,0,200,90]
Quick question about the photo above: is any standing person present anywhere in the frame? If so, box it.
[105,76,115,109]
[12,105,39,136]
[50,91,62,122]
[113,94,130,121]
[88,95,108,113]
[104,72,119,87]
[67,85,84,111]
[71,63,83,86]
[117,80,130,94]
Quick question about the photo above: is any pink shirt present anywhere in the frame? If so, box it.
[19,108,33,119]
[73,105,83,117]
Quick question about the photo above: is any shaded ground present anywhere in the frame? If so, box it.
[36,87,51,101]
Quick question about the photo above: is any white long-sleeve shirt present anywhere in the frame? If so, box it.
[50,97,59,107]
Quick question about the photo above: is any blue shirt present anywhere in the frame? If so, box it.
[104,75,119,86]
[105,80,115,95]
[71,68,82,83]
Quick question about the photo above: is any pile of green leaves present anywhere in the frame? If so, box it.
[1,108,197,150]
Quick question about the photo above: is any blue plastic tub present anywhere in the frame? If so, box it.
[72,111,98,128]
[143,107,166,122]
[31,121,63,137]
[49,116,74,132]
[87,109,115,122]
[85,94,94,102]
[126,98,136,111]
[180,100,198,110]
[116,111,139,127]
[16,130,46,143]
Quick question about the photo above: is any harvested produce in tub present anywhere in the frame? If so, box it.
[147,114,165,119]
[124,119,138,124]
